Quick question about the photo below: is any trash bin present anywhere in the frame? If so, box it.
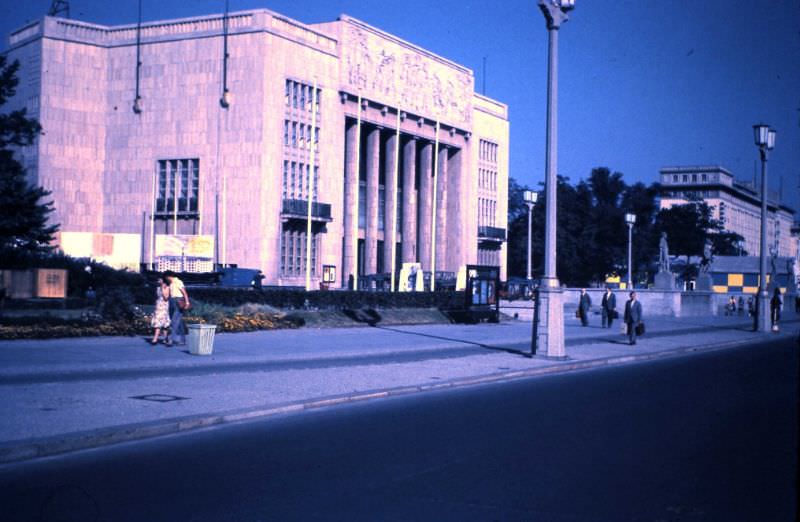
[187,324,217,356]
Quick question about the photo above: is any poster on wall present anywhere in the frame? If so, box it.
[56,232,141,271]
[155,235,214,273]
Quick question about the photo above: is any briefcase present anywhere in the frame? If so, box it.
[612,310,619,319]
[635,322,645,336]
[575,310,581,318]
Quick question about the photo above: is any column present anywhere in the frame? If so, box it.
[418,141,433,271]
[402,137,417,263]
[342,120,358,288]
[384,132,399,275]
[435,146,449,272]
[364,126,380,275]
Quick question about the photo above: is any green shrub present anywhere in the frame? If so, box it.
[185,288,466,310]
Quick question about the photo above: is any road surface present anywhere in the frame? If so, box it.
[0,337,796,521]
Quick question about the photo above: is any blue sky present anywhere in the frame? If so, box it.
[2,0,799,210]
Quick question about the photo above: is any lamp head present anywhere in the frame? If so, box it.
[753,123,769,148]
[766,128,776,151]
[559,0,576,11]
[523,190,538,204]
[625,213,637,225]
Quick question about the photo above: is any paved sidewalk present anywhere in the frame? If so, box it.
[0,310,797,463]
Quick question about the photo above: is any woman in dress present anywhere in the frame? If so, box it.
[149,277,171,345]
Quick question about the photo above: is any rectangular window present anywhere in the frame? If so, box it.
[156,159,199,217]
[299,85,306,112]
[358,183,366,228]
[282,161,289,199]
[378,186,386,231]
[285,80,291,107]
[290,162,296,199]
[291,122,297,148]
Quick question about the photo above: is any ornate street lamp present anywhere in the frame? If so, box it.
[524,189,539,281]
[532,0,575,359]
[625,213,636,289]
[753,123,776,332]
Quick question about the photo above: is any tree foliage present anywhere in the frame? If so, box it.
[506,166,747,287]
[0,55,55,255]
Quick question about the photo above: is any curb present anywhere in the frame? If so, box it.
[0,333,789,466]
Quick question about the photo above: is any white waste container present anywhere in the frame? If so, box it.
[187,324,217,355]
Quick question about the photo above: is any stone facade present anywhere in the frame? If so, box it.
[4,9,509,286]
[659,166,798,260]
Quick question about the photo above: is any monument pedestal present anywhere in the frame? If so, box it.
[654,271,675,290]
[695,273,713,292]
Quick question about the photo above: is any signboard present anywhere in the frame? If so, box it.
[398,262,424,292]
[322,265,337,283]
[155,234,214,273]
[466,265,499,308]
[56,232,141,271]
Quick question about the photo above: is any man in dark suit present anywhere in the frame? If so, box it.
[601,287,617,329]
[624,291,643,345]
[578,289,592,327]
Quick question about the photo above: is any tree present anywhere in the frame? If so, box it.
[0,55,55,256]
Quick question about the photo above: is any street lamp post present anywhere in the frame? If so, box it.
[625,213,636,289]
[524,189,539,281]
[753,123,776,332]
[533,0,574,359]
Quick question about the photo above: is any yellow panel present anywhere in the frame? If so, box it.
[712,285,728,293]
[727,274,743,286]
[619,282,627,289]
[742,286,758,294]
[605,275,620,283]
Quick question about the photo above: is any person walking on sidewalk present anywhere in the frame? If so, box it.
[578,289,591,327]
[624,291,643,346]
[770,288,782,331]
[164,271,191,346]
[148,277,171,345]
[601,287,616,329]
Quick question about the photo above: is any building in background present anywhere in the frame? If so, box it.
[658,166,798,260]
[3,8,509,286]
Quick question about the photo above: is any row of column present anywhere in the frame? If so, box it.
[343,121,451,286]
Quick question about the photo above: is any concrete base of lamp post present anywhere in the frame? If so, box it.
[756,291,771,333]
[533,285,567,360]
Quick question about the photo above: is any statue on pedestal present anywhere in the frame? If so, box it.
[696,239,714,291]
[654,232,676,290]
[658,232,670,273]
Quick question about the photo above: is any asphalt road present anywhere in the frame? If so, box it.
[0,338,797,522]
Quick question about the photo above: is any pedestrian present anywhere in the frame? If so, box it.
[747,296,754,317]
[795,294,800,313]
[770,288,782,331]
[727,296,736,316]
[624,291,643,346]
[737,296,744,316]
[601,287,617,329]
[163,270,190,346]
[148,277,171,345]
[578,288,591,327]
[252,270,265,290]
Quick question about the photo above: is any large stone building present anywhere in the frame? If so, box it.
[3,8,509,287]
[658,166,798,260]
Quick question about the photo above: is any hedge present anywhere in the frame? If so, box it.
[183,288,466,310]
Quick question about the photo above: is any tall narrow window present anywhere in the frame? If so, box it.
[155,159,199,217]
